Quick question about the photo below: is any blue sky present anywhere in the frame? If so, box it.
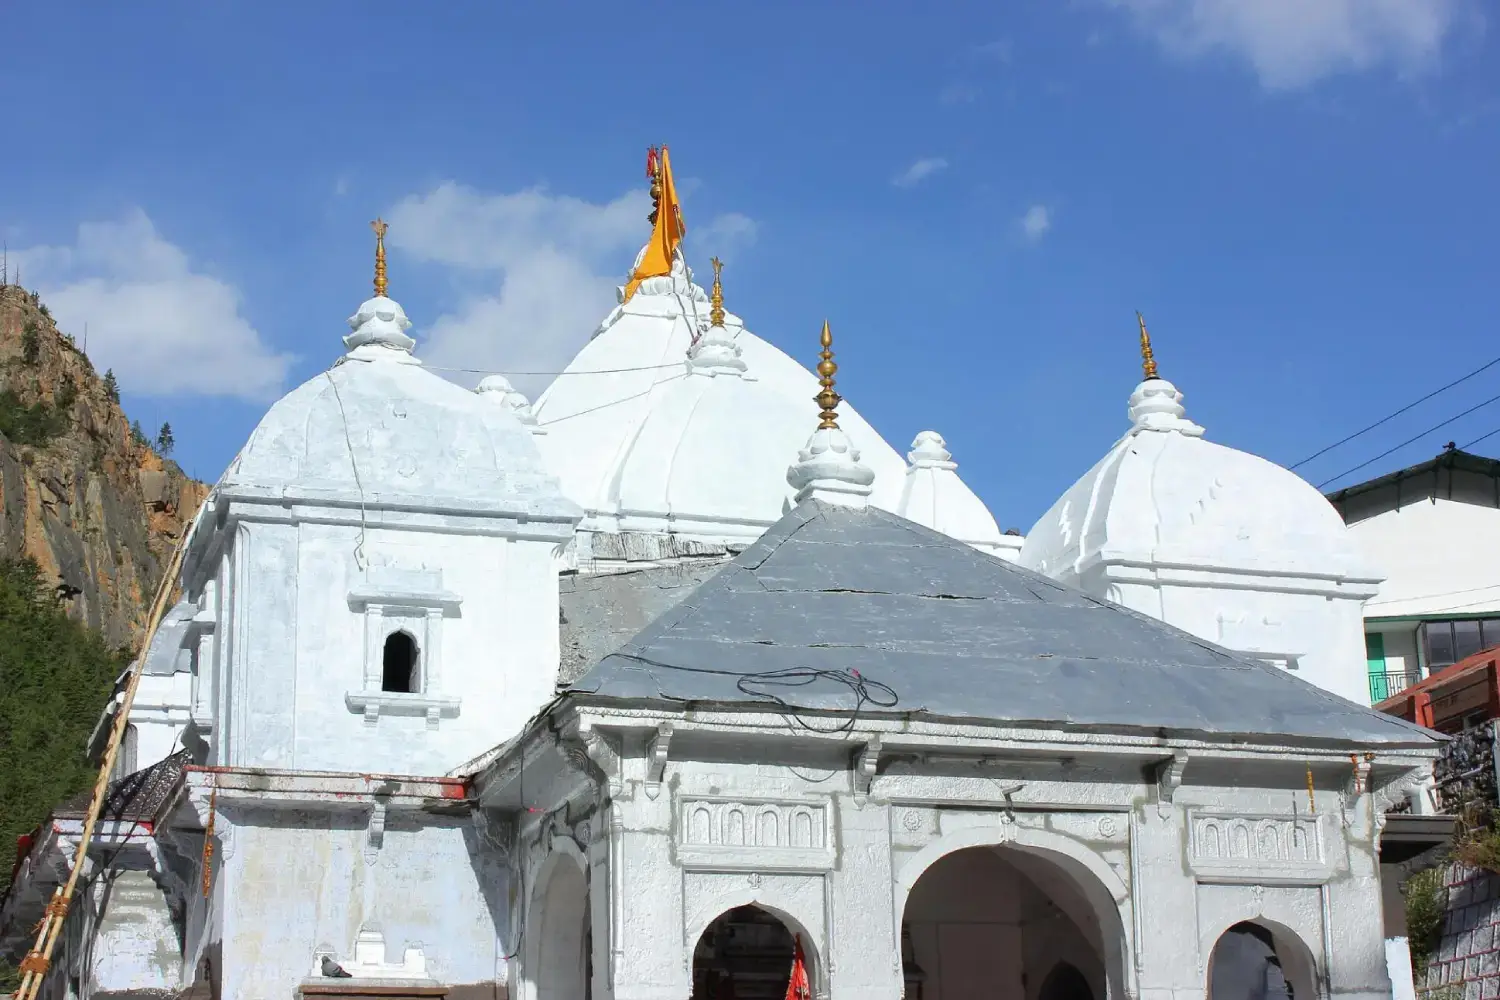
[1,1,1496,530]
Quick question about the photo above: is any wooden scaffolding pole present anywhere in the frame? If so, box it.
[11,532,191,1000]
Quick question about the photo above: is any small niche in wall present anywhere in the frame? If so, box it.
[381,631,420,694]
[345,581,462,729]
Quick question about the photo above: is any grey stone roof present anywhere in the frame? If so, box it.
[560,560,727,685]
[56,749,192,822]
[567,501,1438,747]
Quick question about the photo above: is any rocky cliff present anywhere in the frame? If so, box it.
[0,283,207,647]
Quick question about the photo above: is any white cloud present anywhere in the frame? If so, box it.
[940,83,981,104]
[892,157,950,188]
[1020,204,1052,240]
[14,210,291,401]
[388,183,756,396]
[1104,0,1471,89]
[975,39,1015,62]
[694,212,760,262]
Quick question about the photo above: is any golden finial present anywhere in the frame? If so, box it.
[1136,311,1159,381]
[814,320,842,430]
[646,145,663,225]
[709,257,725,328]
[371,218,389,298]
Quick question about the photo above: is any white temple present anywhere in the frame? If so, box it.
[0,160,1441,1000]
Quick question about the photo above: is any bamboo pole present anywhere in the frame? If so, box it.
[12,531,191,1000]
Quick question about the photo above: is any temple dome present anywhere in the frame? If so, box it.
[1019,376,1375,583]
[896,432,1019,559]
[222,294,576,520]
[531,255,915,542]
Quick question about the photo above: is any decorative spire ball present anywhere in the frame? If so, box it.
[646,145,662,225]
[371,218,389,299]
[815,320,843,430]
[1136,311,1159,381]
[709,257,726,328]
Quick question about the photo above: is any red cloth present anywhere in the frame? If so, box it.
[785,936,810,1000]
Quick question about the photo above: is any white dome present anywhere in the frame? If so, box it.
[531,255,914,541]
[222,301,576,522]
[1019,377,1374,582]
[896,432,1020,559]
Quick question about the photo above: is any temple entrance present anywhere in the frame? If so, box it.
[1038,961,1095,1000]
[1206,921,1315,1000]
[901,845,1120,1000]
[690,905,805,1000]
[526,852,590,1000]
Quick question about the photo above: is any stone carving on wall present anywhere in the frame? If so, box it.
[1187,810,1331,885]
[676,797,834,871]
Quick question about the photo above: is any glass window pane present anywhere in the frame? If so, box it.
[1427,622,1457,668]
[1482,619,1500,650]
[1456,620,1484,661]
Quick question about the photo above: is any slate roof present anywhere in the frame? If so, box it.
[568,501,1439,747]
[55,749,192,823]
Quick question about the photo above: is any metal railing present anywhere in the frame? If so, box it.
[1370,669,1422,703]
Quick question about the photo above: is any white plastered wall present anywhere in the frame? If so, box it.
[203,508,568,776]
[216,812,507,1000]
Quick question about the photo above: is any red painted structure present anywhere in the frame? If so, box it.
[1376,646,1500,734]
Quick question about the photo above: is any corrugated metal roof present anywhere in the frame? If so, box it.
[568,501,1439,747]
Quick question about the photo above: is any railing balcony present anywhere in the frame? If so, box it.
[1370,669,1421,704]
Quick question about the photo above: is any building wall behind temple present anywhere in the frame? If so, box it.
[1342,491,1500,622]
[216,811,507,1000]
[211,515,564,776]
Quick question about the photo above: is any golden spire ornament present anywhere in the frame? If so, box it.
[814,320,842,430]
[709,257,725,328]
[371,218,389,298]
[1136,311,1159,381]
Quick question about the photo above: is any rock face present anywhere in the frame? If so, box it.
[0,284,207,647]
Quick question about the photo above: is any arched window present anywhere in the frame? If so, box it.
[381,631,420,694]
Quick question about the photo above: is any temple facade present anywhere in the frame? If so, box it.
[0,151,1436,1000]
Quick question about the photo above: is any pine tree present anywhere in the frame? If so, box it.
[130,420,147,448]
[0,558,130,992]
[20,320,39,365]
[103,369,120,404]
[156,422,174,456]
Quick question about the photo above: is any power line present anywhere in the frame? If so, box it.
[1316,390,1500,490]
[1291,353,1500,470]
[423,361,684,377]
[1462,426,1500,451]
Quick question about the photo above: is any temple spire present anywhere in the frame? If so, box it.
[371,218,389,298]
[815,321,842,429]
[1136,311,1159,381]
[787,319,873,506]
[709,257,726,328]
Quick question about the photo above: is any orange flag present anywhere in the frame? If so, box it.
[784,936,811,1000]
[623,145,687,303]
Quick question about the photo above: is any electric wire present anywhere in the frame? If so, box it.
[424,361,684,378]
[1462,426,1500,451]
[1316,390,1500,490]
[1291,353,1500,471]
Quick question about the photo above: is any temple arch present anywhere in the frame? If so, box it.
[688,903,816,999]
[897,830,1129,1000]
[1205,918,1318,1000]
[523,844,590,1000]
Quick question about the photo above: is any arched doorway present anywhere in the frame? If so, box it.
[1206,921,1316,1000]
[1039,961,1095,1000]
[900,845,1120,1000]
[526,852,590,1000]
[690,905,808,999]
